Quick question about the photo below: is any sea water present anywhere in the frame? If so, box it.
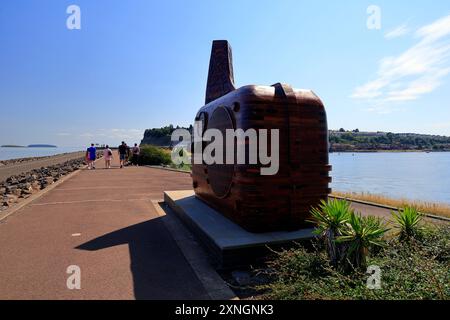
[0,147,84,161]
[330,152,450,204]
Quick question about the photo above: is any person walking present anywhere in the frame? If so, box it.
[118,141,128,169]
[103,145,113,169]
[86,143,97,170]
[131,143,140,166]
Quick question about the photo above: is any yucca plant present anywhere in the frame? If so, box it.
[337,213,388,271]
[309,199,353,266]
[391,206,423,241]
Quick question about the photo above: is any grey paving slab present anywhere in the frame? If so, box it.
[164,190,316,254]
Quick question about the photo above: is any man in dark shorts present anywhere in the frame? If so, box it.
[118,141,128,168]
[86,143,96,170]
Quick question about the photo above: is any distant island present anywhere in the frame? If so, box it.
[1,144,57,148]
[27,144,57,148]
[141,125,450,152]
[1,145,26,148]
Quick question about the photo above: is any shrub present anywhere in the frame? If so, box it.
[138,145,172,165]
[337,214,388,271]
[391,206,424,241]
[309,199,352,266]
[310,200,389,271]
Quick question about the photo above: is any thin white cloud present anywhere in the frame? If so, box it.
[416,14,450,41]
[385,24,410,39]
[351,14,450,111]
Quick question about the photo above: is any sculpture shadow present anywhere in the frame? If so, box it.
[76,217,207,300]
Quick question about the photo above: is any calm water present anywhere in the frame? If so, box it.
[0,147,83,161]
[330,152,450,205]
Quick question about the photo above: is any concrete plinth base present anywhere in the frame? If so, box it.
[164,190,315,269]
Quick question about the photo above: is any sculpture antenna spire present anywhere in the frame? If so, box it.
[205,40,236,104]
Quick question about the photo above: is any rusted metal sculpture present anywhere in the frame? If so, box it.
[192,40,331,232]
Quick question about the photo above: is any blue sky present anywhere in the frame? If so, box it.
[0,0,449,147]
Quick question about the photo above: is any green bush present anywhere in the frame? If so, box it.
[391,206,424,241]
[337,214,388,271]
[309,199,352,267]
[138,145,172,165]
[309,199,388,271]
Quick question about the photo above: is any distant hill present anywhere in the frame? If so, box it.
[329,130,450,152]
[141,125,450,152]
[27,144,57,148]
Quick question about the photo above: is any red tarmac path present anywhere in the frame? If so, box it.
[0,158,211,299]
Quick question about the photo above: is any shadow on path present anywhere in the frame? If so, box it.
[76,218,208,300]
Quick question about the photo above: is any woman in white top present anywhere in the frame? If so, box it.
[103,145,113,169]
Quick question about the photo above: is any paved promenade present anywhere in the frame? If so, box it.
[0,158,212,300]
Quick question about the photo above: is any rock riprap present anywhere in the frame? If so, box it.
[0,158,86,211]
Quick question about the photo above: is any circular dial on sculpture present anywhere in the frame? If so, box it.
[207,106,234,198]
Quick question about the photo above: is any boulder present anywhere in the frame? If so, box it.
[12,188,22,197]
[5,186,13,194]
[6,194,18,204]
[31,181,40,190]
[21,183,33,195]
[6,177,18,185]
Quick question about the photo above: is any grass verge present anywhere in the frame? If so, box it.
[332,191,450,219]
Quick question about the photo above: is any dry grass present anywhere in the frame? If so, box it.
[332,191,450,219]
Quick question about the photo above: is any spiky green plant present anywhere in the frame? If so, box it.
[309,199,353,266]
[391,206,424,240]
[337,213,388,271]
